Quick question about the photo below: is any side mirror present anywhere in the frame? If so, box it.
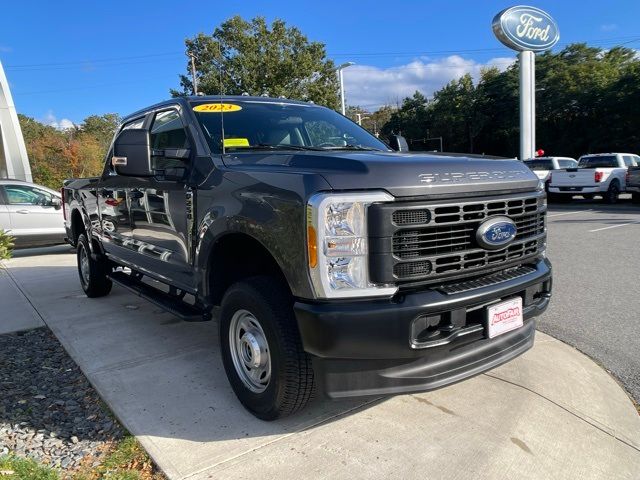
[388,135,409,152]
[112,129,152,176]
[50,197,62,209]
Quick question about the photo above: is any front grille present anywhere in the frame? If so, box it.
[368,191,546,286]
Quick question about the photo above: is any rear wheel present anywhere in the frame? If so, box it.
[220,276,314,420]
[76,234,112,297]
[605,182,620,204]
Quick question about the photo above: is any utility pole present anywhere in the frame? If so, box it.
[187,51,198,95]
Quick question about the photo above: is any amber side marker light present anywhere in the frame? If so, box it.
[307,225,318,268]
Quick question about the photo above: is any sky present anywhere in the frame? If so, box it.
[1,0,638,128]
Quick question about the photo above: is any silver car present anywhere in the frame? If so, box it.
[0,179,66,248]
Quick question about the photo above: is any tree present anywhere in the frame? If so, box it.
[80,113,121,151]
[173,16,340,109]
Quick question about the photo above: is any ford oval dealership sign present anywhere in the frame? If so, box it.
[492,5,560,52]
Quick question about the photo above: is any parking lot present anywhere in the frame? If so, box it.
[3,196,640,479]
[540,196,640,404]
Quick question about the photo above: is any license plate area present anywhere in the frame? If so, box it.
[486,297,523,339]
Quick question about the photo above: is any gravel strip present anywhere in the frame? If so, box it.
[0,327,126,470]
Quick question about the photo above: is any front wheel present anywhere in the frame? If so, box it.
[76,234,112,297]
[219,276,314,420]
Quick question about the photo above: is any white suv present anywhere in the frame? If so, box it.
[0,179,66,248]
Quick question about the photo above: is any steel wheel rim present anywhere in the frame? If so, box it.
[79,243,90,287]
[228,309,271,393]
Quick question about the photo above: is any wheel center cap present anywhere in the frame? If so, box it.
[240,331,262,368]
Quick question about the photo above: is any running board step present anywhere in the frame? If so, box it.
[108,271,211,322]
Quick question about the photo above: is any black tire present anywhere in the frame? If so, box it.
[76,234,112,298]
[219,276,314,420]
[605,182,620,204]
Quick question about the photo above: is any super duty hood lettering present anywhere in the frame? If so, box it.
[418,170,528,184]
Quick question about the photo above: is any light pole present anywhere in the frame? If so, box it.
[336,62,355,115]
[187,51,198,95]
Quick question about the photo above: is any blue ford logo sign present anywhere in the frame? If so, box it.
[476,217,518,250]
[492,5,560,52]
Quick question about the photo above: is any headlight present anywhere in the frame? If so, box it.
[307,191,398,299]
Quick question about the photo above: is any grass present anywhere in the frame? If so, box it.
[0,436,165,480]
[0,456,58,480]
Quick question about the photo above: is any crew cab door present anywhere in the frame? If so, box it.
[127,108,194,291]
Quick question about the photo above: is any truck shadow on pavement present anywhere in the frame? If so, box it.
[3,263,381,447]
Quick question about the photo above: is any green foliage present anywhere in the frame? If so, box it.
[18,113,119,190]
[0,455,59,480]
[0,230,14,260]
[378,43,640,157]
[173,16,340,109]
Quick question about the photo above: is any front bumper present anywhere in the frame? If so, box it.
[294,258,552,398]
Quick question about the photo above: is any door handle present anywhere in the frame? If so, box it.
[16,210,30,214]
[130,190,144,199]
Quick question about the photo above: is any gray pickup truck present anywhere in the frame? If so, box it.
[63,96,552,419]
[626,162,640,203]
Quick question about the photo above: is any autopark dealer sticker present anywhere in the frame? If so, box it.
[487,297,523,338]
[193,103,242,112]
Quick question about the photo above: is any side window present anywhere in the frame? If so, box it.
[150,110,189,170]
[622,155,636,167]
[4,185,53,206]
[121,117,145,131]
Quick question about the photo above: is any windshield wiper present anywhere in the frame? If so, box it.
[320,144,383,151]
[226,144,324,151]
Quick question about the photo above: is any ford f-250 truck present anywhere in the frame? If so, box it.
[548,153,638,203]
[63,96,552,420]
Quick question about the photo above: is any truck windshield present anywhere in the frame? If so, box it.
[191,100,389,154]
[578,156,618,168]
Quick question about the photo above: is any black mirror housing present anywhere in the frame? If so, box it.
[388,135,409,152]
[112,129,152,176]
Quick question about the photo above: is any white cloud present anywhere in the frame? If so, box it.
[43,110,75,130]
[600,23,618,32]
[342,55,516,110]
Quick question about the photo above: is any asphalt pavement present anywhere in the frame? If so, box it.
[540,196,640,405]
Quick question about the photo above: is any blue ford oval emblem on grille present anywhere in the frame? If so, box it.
[476,217,517,250]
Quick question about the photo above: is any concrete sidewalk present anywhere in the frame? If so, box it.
[2,248,640,480]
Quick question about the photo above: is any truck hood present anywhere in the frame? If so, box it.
[223,151,539,197]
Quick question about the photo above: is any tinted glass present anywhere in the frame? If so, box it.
[4,185,54,205]
[192,100,389,153]
[622,155,637,167]
[122,117,145,130]
[578,156,618,168]
[150,110,189,170]
[557,159,578,168]
[524,159,553,171]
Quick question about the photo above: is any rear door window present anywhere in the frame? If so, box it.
[578,156,618,168]
[622,155,637,167]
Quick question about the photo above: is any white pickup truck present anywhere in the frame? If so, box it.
[524,157,578,189]
[548,153,639,203]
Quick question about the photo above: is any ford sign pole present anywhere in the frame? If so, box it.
[520,50,535,162]
[492,6,559,161]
